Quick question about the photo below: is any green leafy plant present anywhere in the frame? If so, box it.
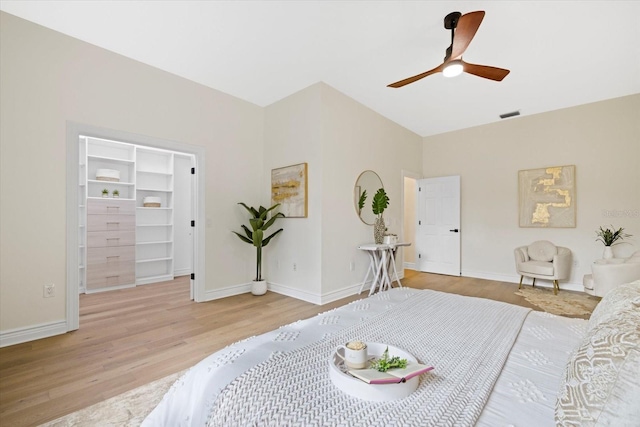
[372,188,389,218]
[358,189,367,214]
[112,189,119,197]
[101,189,109,195]
[595,225,632,246]
[369,346,407,372]
[233,203,284,281]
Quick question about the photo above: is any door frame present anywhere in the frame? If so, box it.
[65,122,206,331]
[400,169,422,271]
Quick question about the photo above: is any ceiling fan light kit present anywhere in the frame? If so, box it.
[388,10,510,88]
[442,60,463,78]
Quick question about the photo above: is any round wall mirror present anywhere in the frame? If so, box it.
[354,170,383,225]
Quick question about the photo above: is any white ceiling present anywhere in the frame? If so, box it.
[2,1,639,137]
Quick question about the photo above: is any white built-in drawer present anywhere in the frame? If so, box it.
[87,245,135,264]
[87,230,135,248]
[86,268,135,290]
[87,214,135,232]
[87,198,135,215]
[86,246,135,289]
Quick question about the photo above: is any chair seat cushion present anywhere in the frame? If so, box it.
[527,240,557,262]
[519,260,554,276]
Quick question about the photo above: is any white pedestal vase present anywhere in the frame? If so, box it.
[603,246,613,259]
[251,280,267,296]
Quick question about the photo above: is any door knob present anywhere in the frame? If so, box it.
[449,229,459,232]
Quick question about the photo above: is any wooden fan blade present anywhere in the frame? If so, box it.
[450,11,485,60]
[387,64,444,88]
[461,60,510,81]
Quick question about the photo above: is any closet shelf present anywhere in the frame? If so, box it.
[137,207,172,210]
[137,187,173,192]
[136,257,172,264]
[137,169,172,176]
[87,154,134,164]
[136,223,172,227]
[88,179,135,186]
[136,240,172,245]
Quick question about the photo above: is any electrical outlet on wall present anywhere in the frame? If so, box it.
[293,263,297,272]
[350,261,355,271]
[43,284,55,298]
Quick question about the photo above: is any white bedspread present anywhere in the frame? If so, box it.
[143,288,586,427]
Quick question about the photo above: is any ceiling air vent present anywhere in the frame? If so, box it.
[499,110,520,119]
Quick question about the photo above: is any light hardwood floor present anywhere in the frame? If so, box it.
[0,272,591,426]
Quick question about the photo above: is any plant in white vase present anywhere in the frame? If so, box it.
[233,203,285,295]
[101,189,109,198]
[595,225,632,259]
[112,189,120,198]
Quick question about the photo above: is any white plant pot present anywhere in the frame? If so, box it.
[251,280,267,296]
[603,246,614,259]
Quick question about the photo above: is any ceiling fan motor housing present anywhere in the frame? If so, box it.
[444,11,462,29]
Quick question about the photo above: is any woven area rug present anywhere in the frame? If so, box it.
[39,370,184,427]
[515,287,599,317]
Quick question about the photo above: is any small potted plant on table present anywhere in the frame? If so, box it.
[595,225,632,259]
[101,188,109,198]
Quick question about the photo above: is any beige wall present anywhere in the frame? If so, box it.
[422,94,640,288]
[0,12,264,332]
[264,83,423,302]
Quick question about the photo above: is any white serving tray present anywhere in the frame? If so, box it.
[328,342,419,401]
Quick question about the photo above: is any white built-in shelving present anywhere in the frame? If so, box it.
[135,147,174,285]
[78,136,177,293]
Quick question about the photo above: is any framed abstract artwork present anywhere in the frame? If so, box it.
[518,165,576,228]
[271,162,308,218]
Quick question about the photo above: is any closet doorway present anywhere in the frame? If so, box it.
[66,123,205,331]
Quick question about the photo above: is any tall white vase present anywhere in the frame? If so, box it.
[603,246,613,259]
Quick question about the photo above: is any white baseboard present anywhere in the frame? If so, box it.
[404,262,416,270]
[461,269,584,292]
[174,268,191,277]
[203,282,252,301]
[0,320,67,348]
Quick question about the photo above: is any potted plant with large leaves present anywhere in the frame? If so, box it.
[372,188,389,244]
[233,203,285,295]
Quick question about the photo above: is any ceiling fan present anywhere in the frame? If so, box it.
[387,11,510,88]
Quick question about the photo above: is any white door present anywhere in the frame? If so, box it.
[416,176,460,276]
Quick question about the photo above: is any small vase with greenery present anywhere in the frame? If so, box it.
[595,225,632,259]
[233,203,284,295]
[372,188,389,244]
[112,189,120,198]
[101,189,109,198]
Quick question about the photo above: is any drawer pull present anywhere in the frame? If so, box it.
[107,206,120,209]
[106,275,120,279]
[106,222,120,225]
[106,238,120,240]
[106,256,120,259]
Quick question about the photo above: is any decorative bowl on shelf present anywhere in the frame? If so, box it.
[328,342,419,401]
[96,169,120,182]
[143,196,161,207]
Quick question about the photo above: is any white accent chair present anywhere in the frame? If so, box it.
[583,251,640,297]
[514,240,572,295]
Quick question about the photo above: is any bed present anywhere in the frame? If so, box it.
[143,281,640,426]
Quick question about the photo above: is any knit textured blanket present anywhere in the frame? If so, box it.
[207,291,530,427]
